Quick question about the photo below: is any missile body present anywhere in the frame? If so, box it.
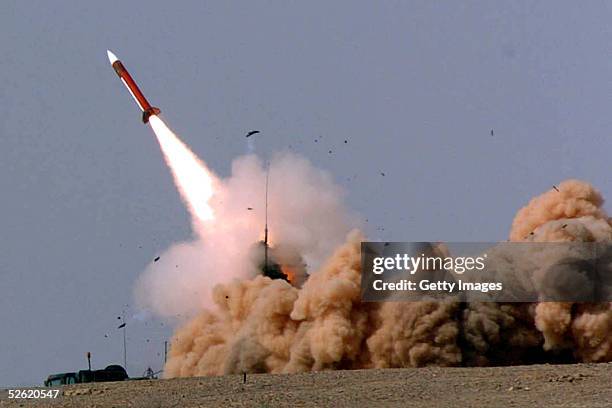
[107,50,161,123]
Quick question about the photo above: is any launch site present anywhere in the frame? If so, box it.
[1,1,611,407]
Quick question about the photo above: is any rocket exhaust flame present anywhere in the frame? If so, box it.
[148,116,216,223]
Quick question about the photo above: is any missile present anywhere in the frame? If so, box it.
[107,50,161,124]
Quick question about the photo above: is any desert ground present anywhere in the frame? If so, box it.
[1,363,611,407]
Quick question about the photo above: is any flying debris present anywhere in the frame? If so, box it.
[154,256,161,262]
[107,50,161,124]
[247,207,253,210]
[117,323,126,329]
[245,130,260,138]
[562,224,568,229]
[553,185,560,192]
[380,172,385,176]
[490,129,494,136]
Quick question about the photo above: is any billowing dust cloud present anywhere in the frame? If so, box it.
[134,121,611,375]
[158,179,611,377]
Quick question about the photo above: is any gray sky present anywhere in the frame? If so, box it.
[1,1,610,387]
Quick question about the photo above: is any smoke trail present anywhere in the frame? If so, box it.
[246,137,255,154]
[149,116,217,224]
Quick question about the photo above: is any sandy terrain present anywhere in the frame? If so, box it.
[1,363,611,407]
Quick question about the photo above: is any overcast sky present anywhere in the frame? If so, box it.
[1,1,610,387]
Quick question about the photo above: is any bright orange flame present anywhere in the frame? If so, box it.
[149,116,216,223]
[280,265,295,284]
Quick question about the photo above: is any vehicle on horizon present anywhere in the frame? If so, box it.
[44,364,128,386]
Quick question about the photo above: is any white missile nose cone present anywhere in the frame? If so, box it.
[107,49,118,64]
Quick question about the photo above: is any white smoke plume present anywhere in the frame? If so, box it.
[135,151,357,318]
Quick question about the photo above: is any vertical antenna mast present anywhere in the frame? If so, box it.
[264,165,269,271]
[122,310,127,370]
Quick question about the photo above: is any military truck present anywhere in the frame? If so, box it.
[44,365,128,386]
